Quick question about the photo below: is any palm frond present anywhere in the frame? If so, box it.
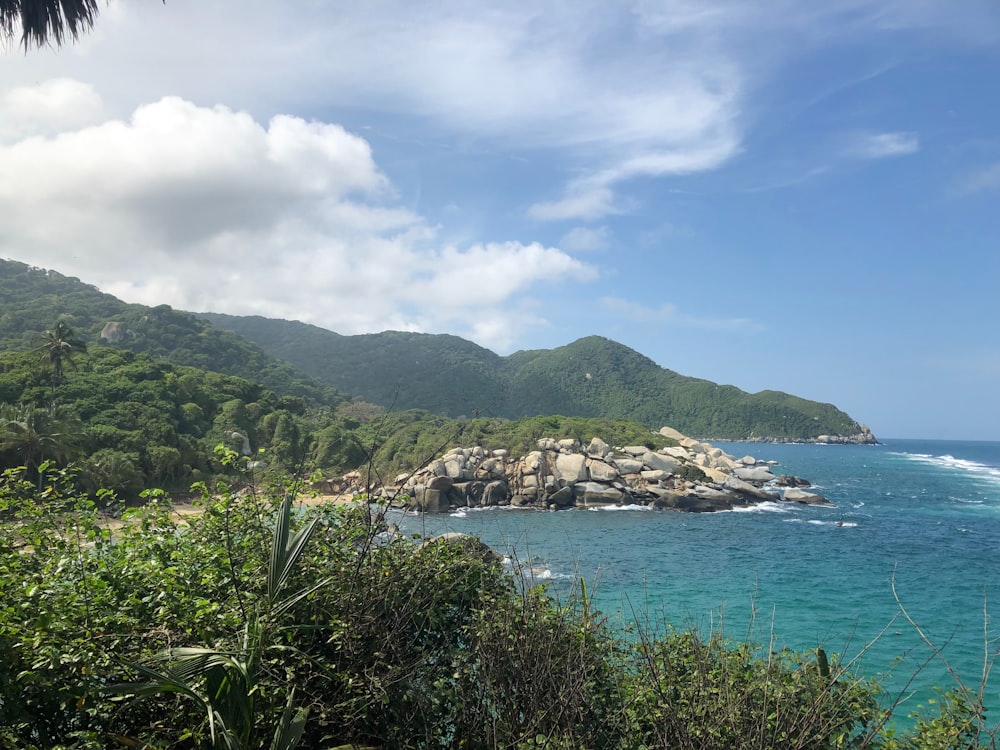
[1,0,101,49]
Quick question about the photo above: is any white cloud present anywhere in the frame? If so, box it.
[7,2,982,227]
[600,297,764,333]
[529,187,619,222]
[956,161,1000,195]
[845,131,920,159]
[559,226,610,252]
[0,78,106,142]
[0,89,597,347]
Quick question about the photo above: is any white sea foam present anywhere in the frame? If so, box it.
[507,562,572,581]
[784,518,857,528]
[731,501,790,514]
[586,504,651,512]
[895,451,1000,485]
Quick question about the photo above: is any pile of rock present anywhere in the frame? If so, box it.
[385,426,832,513]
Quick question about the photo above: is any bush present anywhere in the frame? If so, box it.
[0,465,994,749]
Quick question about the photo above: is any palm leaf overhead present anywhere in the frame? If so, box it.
[1,0,101,49]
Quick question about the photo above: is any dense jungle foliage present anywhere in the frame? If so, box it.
[0,260,344,405]
[202,313,865,441]
[0,336,691,497]
[1,258,866,442]
[0,465,993,749]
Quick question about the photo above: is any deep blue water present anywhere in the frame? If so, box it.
[391,438,1000,716]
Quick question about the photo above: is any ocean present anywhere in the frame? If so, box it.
[391,438,1000,718]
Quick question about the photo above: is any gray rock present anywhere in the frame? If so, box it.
[572,482,625,505]
[613,457,643,475]
[642,451,680,473]
[555,453,588,483]
[548,486,575,507]
[482,480,509,506]
[658,426,687,441]
[782,488,833,506]
[417,487,449,513]
[587,458,619,482]
[641,469,670,481]
[734,466,776,483]
[587,437,611,457]
[426,475,454,491]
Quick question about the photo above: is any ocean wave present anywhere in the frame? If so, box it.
[586,504,652,512]
[502,556,572,581]
[784,518,857,528]
[894,451,1000,485]
[731,501,790,514]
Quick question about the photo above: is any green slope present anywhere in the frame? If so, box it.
[0,259,345,406]
[202,317,870,441]
[201,313,505,417]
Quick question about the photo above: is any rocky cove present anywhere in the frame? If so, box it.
[338,426,835,513]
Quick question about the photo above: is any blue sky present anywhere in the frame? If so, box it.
[1,1,998,440]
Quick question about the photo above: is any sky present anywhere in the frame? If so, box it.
[1,1,999,440]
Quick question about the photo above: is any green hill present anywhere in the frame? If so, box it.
[0,259,345,406]
[0,258,871,443]
[201,314,870,441]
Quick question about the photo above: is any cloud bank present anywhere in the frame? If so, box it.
[0,90,595,351]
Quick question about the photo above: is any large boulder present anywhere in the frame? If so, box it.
[554,453,588,483]
[587,437,611,458]
[426,475,454,491]
[723,475,772,501]
[587,458,619,482]
[415,486,449,513]
[734,466,776,484]
[658,426,687,441]
[642,451,679,474]
[548,486,575,508]
[573,482,625,505]
[482,480,509,506]
[613,456,643,475]
[782,488,833,506]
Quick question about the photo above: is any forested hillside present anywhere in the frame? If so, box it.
[0,346,366,494]
[203,313,868,441]
[0,259,343,404]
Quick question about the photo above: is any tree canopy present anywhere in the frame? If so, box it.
[1,0,101,49]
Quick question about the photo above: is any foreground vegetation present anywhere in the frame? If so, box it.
[1,458,995,749]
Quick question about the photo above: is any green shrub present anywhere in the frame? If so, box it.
[0,464,994,749]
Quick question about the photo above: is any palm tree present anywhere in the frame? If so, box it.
[37,319,87,399]
[0,402,83,483]
[1,0,100,49]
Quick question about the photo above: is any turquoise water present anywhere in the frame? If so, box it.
[391,439,1000,715]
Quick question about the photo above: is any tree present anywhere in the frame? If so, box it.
[37,319,87,399]
[0,402,82,482]
[0,0,100,49]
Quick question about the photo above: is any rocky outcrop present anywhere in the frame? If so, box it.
[99,321,137,344]
[745,424,878,445]
[382,426,838,514]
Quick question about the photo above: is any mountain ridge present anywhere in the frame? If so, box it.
[0,257,873,442]
[199,312,874,442]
